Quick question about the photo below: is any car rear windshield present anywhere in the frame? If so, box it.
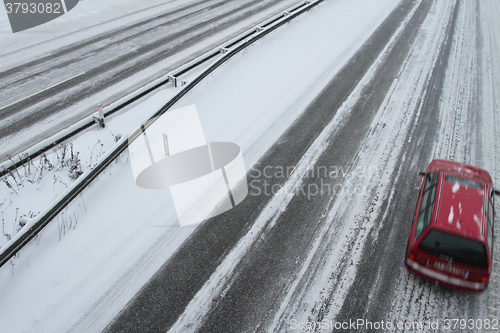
[418,230,488,268]
[445,175,483,190]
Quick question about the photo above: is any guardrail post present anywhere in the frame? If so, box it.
[168,75,178,87]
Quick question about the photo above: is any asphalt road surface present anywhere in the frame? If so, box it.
[1,0,489,331]
[103,0,494,332]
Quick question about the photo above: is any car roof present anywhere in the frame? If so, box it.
[433,170,487,241]
[426,159,492,184]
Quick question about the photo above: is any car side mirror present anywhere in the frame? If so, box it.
[418,172,426,177]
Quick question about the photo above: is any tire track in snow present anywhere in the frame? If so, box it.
[305,0,466,328]
[257,0,461,328]
[384,0,499,330]
[265,0,489,329]
[263,0,437,329]
[479,0,500,321]
[378,0,480,327]
[429,0,500,322]
[432,0,480,165]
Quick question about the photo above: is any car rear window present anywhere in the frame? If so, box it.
[444,175,483,190]
[418,229,488,268]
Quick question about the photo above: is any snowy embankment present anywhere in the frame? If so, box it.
[0,0,400,332]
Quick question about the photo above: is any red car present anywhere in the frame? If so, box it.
[405,159,499,292]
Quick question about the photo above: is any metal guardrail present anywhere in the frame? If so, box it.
[0,76,171,179]
[0,0,324,268]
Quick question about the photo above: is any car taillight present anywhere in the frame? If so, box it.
[481,277,488,284]
[409,253,416,261]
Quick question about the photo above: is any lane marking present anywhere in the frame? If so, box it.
[0,72,85,111]
[370,78,398,128]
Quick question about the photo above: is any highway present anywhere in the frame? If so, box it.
[104,0,499,332]
[0,0,302,162]
[1,0,499,332]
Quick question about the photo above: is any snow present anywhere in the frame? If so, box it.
[0,0,200,63]
[480,0,500,319]
[0,0,303,161]
[448,205,454,223]
[387,0,500,324]
[174,0,461,329]
[1,0,500,331]
[474,214,482,230]
[277,0,453,324]
[262,0,500,328]
[0,0,403,332]
[0,87,179,250]
[452,182,460,193]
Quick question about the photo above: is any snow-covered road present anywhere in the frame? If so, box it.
[1,0,499,332]
[0,0,302,163]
